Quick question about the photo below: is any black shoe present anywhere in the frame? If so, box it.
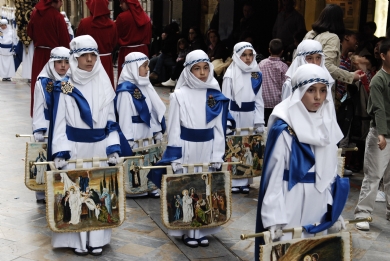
[2,78,11,81]
[197,236,209,247]
[182,235,198,248]
[240,186,250,194]
[36,199,46,204]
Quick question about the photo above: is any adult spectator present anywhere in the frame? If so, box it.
[116,0,152,79]
[77,0,118,88]
[188,26,207,52]
[360,22,378,55]
[206,29,228,62]
[272,0,306,53]
[304,4,362,88]
[27,0,70,116]
[149,23,180,82]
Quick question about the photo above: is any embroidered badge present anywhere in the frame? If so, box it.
[207,95,216,108]
[133,88,142,99]
[287,126,296,136]
[46,81,53,93]
[251,72,259,79]
[61,81,74,94]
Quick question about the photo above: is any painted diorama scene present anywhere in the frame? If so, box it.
[163,172,231,230]
[47,167,124,232]
[262,233,349,261]
[124,145,164,194]
[25,142,48,191]
[224,135,264,178]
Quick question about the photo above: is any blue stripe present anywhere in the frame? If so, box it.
[69,48,99,55]
[122,57,148,68]
[180,126,214,142]
[230,101,255,112]
[292,78,329,92]
[183,58,210,67]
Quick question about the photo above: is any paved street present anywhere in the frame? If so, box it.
[0,67,389,261]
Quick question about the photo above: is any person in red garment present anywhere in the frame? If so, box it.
[27,0,70,116]
[116,0,152,79]
[76,0,118,88]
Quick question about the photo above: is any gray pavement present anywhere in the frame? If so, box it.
[0,68,389,260]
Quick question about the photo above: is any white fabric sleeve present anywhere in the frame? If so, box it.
[52,95,71,155]
[117,92,135,140]
[211,112,225,163]
[261,132,290,228]
[254,85,265,125]
[32,81,47,133]
[221,77,232,100]
[105,101,120,147]
[167,93,183,163]
[281,79,292,101]
[150,109,162,134]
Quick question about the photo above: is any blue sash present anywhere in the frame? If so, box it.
[39,77,54,121]
[283,170,315,183]
[66,121,119,143]
[116,81,151,127]
[180,126,214,142]
[230,101,255,112]
[251,72,262,95]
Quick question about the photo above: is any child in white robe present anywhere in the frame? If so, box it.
[254,64,348,260]
[281,39,334,100]
[222,42,264,194]
[0,19,17,81]
[158,50,230,247]
[51,35,120,256]
[116,52,166,197]
[32,46,70,201]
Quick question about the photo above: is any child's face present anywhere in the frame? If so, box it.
[301,83,327,112]
[0,24,6,30]
[305,54,322,66]
[190,62,210,82]
[240,49,254,65]
[54,60,69,76]
[77,52,97,72]
[139,60,149,77]
[179,43,185,50]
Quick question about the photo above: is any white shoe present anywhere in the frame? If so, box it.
[376,191,386,202]
[162,78,177,87]
[344,169,353,176]
[356,221,370,231]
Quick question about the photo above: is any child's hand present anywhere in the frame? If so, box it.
[353,70,365,82]
[378,135,387,150]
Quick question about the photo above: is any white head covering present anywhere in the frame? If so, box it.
[38,47,70,80]
[118,52,166,122]
[60,11,67,18]
[68,35,115,121]
[268,64,343,193]
[175,49,220,91]
[0,19,8,25]
[223,42,260,107]
[287,40,334,86]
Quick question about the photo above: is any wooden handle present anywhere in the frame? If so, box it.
[33,155,144,165]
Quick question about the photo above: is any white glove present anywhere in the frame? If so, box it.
[171,162,183,172]
[210,162,221,169]
[34,131,45,142]
[329,216,346,233]
[107,152,120,165]
[154,132,163,141]
[54,157,67,169]
[268,225,283,241]
[226,128,233,135]
[255,124,265,134]
[128,141,135,148]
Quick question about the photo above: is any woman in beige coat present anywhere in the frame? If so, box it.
[304,4,362,86]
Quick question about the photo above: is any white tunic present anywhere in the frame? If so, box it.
[32,80,49,135]
[0,28,16,78]
[261,131,332,240]
[51,79,119,250]
[116,89,162,144]
[281,78,292,101]
[22,42,34,79]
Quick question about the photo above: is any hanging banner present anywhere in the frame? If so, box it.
[25,142,48,191]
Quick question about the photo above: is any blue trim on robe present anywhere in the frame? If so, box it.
[230,101,255,112]
[116,81,151,127]
[206,88,230,136]
[38,77,55,122]
[106,144,121,156]
[33,128,47,134]
[254,119,349,260]
[251,72,262,95]
[14,41,23,70]
[283,170,315,183]
[147,146,182,189]
[65,121,120,143]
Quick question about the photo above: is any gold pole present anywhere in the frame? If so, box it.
[33,155,144,165]
[16,134,49,138]
[139,161,243,169]
[341,147,358,152]
[240,217,373,240]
